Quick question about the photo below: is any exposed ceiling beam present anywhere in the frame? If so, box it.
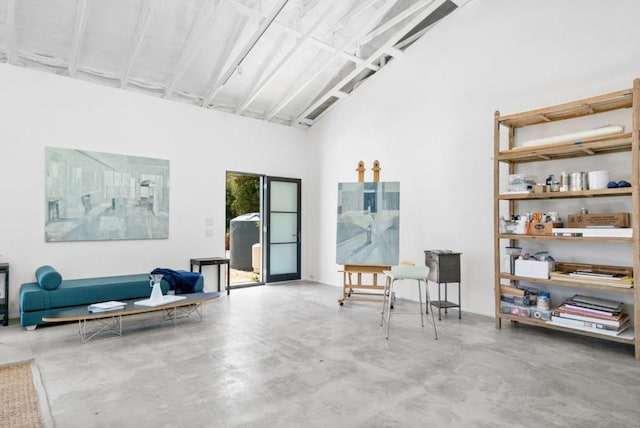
[202,0,290,107]
[226,0,378,71]
[235,0,338,114]
[265,0,399,121]
[237,31,287,115]
[293,0,445,126]
[335,0,380,31]
[300,0,323,16]
[359,0,431,46]
[68,0,87,77]
[200,11,251,108]
[385,46,404,57]
[394,24,429,50]
[164,0,218,97]
[120,0,158,89]
[5,0,16,63]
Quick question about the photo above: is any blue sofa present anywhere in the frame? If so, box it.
[19,266,204,329]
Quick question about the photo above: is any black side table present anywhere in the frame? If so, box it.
[190,257,230,295]
[0,263,9,326]
[424,250,462,320]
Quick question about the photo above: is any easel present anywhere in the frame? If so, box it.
[338,160,391,306]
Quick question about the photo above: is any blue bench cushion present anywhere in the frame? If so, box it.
[35,265,63,290]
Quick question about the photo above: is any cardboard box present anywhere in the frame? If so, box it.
[533,184,546,194]
[567,212,630,228]
[514,259,552,279]
[528,222,563,236]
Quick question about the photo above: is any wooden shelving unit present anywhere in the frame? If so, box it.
[493,78,640,360]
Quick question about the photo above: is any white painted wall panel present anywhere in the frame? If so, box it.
[307,0,640,316]
[0,64,308,317]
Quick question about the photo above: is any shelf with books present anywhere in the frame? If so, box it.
[493,78,640,359]
[499,313,634,345]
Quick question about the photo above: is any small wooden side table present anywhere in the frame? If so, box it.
[0,263,9,326]
[190,257,230,295]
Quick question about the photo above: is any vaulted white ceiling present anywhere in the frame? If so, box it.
[0,0,469,127]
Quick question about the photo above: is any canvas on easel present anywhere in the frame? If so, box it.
[336,180,399,266]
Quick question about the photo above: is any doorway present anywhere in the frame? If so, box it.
[226,172,262,287]
[225,172,302,286]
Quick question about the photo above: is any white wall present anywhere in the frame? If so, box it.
[0,64,308,316]
[3,0,640,320]
[307,0,640,315]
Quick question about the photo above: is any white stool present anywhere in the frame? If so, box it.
[381,265,438,340]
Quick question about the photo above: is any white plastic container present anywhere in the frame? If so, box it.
[587,170,609,190]
[514,259,553,279]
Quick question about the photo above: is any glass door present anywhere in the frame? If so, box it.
[265,177,301,282]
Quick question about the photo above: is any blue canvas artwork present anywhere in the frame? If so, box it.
[45,147,170,242]
[336,182,400,266]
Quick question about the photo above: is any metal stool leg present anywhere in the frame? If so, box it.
[418,279,424,328]
[381,278,390,327]
[424,280,438,340]
[385,280,395,339]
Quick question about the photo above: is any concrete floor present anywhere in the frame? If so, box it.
[2,281,640,427]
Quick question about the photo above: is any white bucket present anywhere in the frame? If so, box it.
[588,170,609,190]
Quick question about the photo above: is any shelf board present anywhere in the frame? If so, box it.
[498,89,633,128]
[499,233,633,243]
[498,187,631,200]
[496,133,632,163]
[498,273,634,294]
[498,313,635,344]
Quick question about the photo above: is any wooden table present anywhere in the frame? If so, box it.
[42,292,220,343]
[190,257,230,295]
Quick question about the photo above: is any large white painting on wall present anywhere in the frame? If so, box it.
[45,147,170,242]
[336,182,400,266]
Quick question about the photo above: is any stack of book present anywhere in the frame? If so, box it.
[88,301,126,313]
[549,295,630,336]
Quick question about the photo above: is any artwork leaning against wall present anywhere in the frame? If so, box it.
[45,146,170,242]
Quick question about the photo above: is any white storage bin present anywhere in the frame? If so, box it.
[514,259,553,279]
